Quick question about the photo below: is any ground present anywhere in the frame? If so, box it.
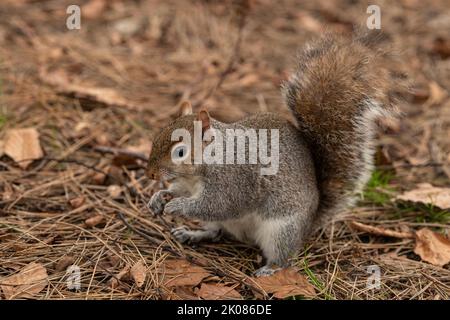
[0,0,449,300]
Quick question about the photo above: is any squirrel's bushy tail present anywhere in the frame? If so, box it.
[282,30,397,223]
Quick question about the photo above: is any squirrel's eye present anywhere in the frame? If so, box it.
[171,143,189,163]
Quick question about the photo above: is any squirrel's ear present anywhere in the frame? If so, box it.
[180,101,193,116]
[197,109,210,131]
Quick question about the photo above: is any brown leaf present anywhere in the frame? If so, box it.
[238,74,259,87]
[109,265,131,289]
[55,257,75,272]
[251,268,315,299]
[158,259,211,288]
[432,37,450,59]
[107,185,122,199]
[83,0,107,19]
[165,286,199,300]
[39,68,141,110]
[85,214,104,228]
[69,196,85,209]
[296,11,323,32]
[396,183,450,209]
[424,81,448,107]
[196,283,242,300]
[414,228,450,267]
[0,262,48,299]
[130,261,146,288]
[92,171,107,185]
[4,128,43,169]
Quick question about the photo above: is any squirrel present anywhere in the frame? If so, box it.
[146,30,396,276]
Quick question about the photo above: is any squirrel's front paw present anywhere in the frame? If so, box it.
[147,190,173,215]
[164,198,187,216]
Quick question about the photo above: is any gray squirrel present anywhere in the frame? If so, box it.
[146,30,396,276]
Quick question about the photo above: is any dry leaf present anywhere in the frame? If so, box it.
[83,0,107,19]
[165,286,199,300]
[92,171,107,185]
[85,214,104,228]
[39,68,140,110]
[159,259,210,287]
[296,11,323,32]
[109,265,131,289]
[0,262,48,299]
[0,140,4,157]
[196,283,242,300]
[69,196,85,209]
[414,228,450,267]
[251,268,315,299]
[55,257,75,272]
[432,37,450,59]
[4,128,43,169]
[424,81,448,107]
[107,185,122,198]
[238,74,259,87]
[130,261,146,288]
[396,183,450,209]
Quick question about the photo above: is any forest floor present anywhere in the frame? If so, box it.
[0,0,449,300]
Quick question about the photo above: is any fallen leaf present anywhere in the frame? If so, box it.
[349,221,414,239]
[92,171,107,185]
[165,286,199,300]
[4,128,43,169]
[196,283,242,300]
[130,261,146,288]
[251,268,315,299]
[158,259,211,287]
[83,0,107,19]
[55,257,75,272]
[0,140,4,157]
[69,196,85,209]
[424,81,448,107]
[238,74,259,87]
[432,37,450,59]
[396,183,450,209]
[414,228,450,267]
[109,265,131,289]
[107,185,122,198]
[0,262,48,299]
[74,121,90,133]
[296,11,323,32]
[39,68,141,110]
[85,214,104,228]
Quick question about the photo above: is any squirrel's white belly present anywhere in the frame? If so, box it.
[219,212,292,258]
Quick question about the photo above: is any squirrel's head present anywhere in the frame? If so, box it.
[146,101,211,181]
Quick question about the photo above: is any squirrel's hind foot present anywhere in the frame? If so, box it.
[253,265,282,277]
[171,226,221,244]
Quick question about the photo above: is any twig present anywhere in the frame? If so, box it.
[349,221,414,239]
[93,145,149,162]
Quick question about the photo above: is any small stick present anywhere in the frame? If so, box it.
[93,146,148,162]
[349,221,414,239]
